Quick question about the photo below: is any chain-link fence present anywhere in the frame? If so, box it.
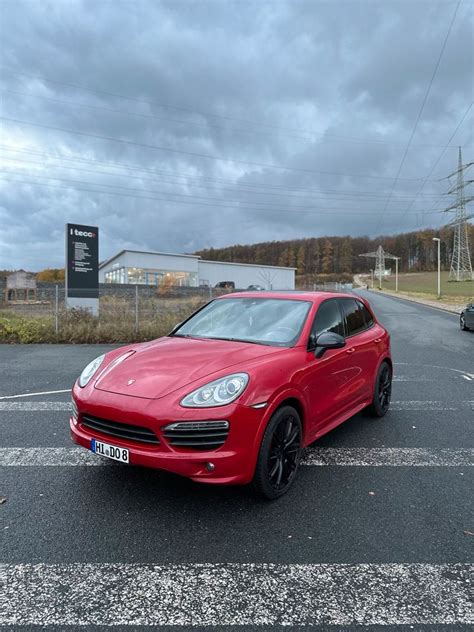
[1,283,356,343]
[0,284,234,343]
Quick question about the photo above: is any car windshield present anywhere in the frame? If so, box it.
[172,298,312,346]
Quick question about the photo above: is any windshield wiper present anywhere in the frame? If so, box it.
[211,336,266,345]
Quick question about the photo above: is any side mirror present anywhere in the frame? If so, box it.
[314,332,346,358]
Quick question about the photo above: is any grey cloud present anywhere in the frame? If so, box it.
[0,0,472,270]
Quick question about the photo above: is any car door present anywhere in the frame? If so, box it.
[338,298,380,403]
[301,298,357,438]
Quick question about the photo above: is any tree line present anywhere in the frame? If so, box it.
[195,224,474,283]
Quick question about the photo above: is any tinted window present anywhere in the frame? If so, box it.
[358,301,374,327]
[311,299,344,339]
[340,299,367,336]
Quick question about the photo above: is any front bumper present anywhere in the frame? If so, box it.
[70,387,267,485]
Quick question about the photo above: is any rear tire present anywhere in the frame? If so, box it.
[368,361,392,418]
[460,314,469,331]
[253,406,302,500]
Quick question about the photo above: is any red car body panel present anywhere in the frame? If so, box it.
[71,291,391,485]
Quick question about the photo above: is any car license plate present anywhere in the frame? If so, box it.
[91,439,129,463]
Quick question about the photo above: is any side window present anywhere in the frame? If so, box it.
[340,299,367,337]
[358,301,374,328]
[311,299,344,342]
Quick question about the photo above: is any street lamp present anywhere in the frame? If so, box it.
[432,238,441,298]
[393,257,400,292]
[369,268,374,289]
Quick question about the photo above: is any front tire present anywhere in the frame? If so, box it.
[253,406,302,500]
[368,361,392,417]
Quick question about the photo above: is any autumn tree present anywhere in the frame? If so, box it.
[321,240,334,273]
[36,268,65,282]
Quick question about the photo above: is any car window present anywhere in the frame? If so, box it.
[174,297,312,347]
[358,300,374,327]
[311,299,344,340]
[340,299,367,337]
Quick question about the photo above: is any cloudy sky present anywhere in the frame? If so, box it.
[0,0,472,270]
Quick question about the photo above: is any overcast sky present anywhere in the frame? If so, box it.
[0,0,472,270]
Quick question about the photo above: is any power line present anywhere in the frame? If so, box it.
[402,102,473,228]
[0,87,459,149]
[376,0,461,231]
[0,173,446,216]
[0,116,425,181]
[1,155,444,205]
[0,144,439,198]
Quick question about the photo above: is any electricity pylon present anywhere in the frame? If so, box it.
[359,246,399,289]
[443,147,473,281]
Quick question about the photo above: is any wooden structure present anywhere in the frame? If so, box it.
[5,270,37,303]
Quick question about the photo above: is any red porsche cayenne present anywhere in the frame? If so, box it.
[71,292,392,499]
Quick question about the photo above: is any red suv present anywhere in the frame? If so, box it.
[71,292,391,499]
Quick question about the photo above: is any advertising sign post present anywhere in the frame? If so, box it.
[65,223,99,315]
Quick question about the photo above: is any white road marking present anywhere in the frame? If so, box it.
[0,389,70,400]
[1,563,471,626]
[394,362,474,381]
[392,376,434,382]
[0,401,71,411]
[0,447,472,467]
[390,401,458,411]
[1,400,472,412]
[302,448,474,466]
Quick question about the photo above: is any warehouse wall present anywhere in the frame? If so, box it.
[99,251,200,283]
[198,260,295,289]
[99,250,295,289]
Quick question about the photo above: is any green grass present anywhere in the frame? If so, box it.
[379,271,473,301]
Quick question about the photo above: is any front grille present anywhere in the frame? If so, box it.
[163,421,229,450]
[81,414,159,445]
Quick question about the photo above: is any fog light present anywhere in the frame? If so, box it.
[205,462,215,472]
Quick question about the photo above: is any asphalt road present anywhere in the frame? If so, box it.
[1,291,473,630]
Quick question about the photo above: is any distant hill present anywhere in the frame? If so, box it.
[195,224,474,284]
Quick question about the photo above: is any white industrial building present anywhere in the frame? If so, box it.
[99,250,295,290]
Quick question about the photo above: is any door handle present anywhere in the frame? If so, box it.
[346,347,356,354]
[374,338,382,343]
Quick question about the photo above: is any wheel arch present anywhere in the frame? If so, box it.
[382,356,393,373]
[271,397,305,434]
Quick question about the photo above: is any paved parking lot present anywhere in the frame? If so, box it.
[1,291,473,630]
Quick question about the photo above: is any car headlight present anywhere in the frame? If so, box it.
[78,354,105,388]
[180,373,249,407]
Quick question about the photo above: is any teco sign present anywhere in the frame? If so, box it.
[65,223,99,300]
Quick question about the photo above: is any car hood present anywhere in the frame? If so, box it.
[94,336,284,399]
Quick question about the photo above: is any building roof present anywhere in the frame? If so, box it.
[200,259,296,271]
[99,249,201,270]
[99,249,296,271]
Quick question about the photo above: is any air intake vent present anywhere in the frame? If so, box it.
[81,414,159,445]
[163,421,229,450]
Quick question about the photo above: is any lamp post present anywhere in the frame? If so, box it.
[394,257,400,292]
[370,269,374,289]
[432,237,441,298]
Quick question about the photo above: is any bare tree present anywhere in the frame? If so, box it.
[258,269,277,290]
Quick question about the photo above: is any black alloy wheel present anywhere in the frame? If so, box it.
[253,406,302,500]
[368,361,392,417]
